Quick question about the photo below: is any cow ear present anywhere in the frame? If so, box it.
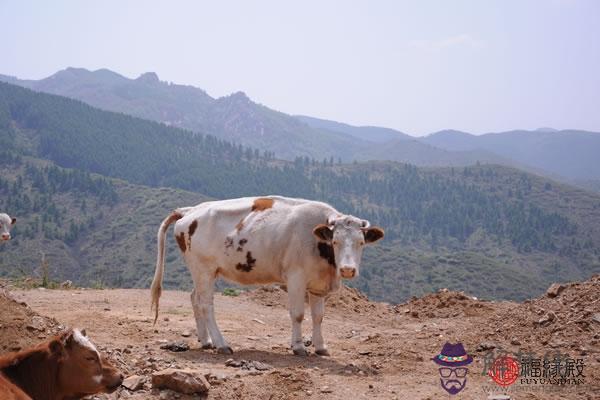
[49,339,64,355]
[63,330,76,348]
[313,224,333,241]
[11,217,16,225]
[80,328,87,337]
[364,227,384,243]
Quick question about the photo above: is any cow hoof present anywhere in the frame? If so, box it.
[315,349,330,356]
[201,343,215,350]
[293,347,308,356]
[217,346,233,355]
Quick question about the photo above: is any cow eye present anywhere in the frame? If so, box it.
[359,241,365,246]
[86,356,97,362]
[332,240,338,246]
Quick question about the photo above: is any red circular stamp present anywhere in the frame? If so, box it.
[488,356,520,386]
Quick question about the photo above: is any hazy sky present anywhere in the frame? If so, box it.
[1,1,599,136]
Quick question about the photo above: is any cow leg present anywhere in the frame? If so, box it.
[309,293,329,356]
[189,263,232,354]
[287,274,307,356]
[194,277,232,354]
[190,288,213,349]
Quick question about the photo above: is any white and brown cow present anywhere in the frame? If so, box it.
[151,196,384,356]
[0,213,16,241]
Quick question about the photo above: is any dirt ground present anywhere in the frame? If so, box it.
[1,279,599,400]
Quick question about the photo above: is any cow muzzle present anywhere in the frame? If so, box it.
[1,234,9,241]
[340,267,357,279]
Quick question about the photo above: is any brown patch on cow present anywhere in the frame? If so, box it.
[224,237,234,249]
[295,314,304,323]
[187,220,198,250]
[188,220,198,238]
[317,242,336,268]
[251,197,274,212]
[236,238,248,252]
[176,232,187,252]
[235,218,245,232]
[236,251,257,272]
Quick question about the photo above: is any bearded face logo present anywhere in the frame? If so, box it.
[438,366,469,394]
[432,343,473,395]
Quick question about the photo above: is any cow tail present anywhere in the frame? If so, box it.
[151,210,184,324]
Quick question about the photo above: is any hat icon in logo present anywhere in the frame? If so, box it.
[432,342,473,395]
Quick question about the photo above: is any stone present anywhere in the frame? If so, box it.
[60,280,73,288]
[546,283,565,298]
[476,342,497,352]
[152,368,210,394]
[26,316,46,331]
[159,342,190,352]
[592,313,600,324]
[122,375,145,391]
[180,330,191,338]
[538,312,556,326]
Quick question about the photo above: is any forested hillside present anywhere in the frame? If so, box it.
[1,82,599,302]
[0,154,207,289]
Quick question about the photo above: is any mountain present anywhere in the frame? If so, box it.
[1,82,599,304]
[0,68,501,166]
[0,68,365,161]
[422,129,600,181]
[295,115,411,143]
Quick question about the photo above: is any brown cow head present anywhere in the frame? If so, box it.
[313,215,384,279]
[53,329,123,397]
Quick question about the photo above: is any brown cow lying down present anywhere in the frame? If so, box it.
[0,328,123,400]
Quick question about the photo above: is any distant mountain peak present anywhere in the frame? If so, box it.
[229,91,249,100]
[136,72,160,84]
[535,127,558,133]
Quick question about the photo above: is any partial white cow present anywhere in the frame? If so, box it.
[0,213,16,241]
[151,196,384,356]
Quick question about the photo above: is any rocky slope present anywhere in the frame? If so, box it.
[0,277,598,399]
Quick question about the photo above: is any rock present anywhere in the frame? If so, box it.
[358,350,371,356]
[225,359,272,371]
[26,316,46,331]
[152,368,210,394]
[321,386,333,393]
[251,318,265,325]
[225,359,243,367]
[510,338,521,345]
[122,375,145,391]
[546,283,565,298]
[476,342,497,352]
[538,312,556,326]
[250,361,273,371]
[160,342,190,352]
[592,313,600,324]
[180,330,191,338]
[60,280,73,288]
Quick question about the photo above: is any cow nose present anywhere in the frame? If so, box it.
[340,267,356,278]
[1,234,9,240]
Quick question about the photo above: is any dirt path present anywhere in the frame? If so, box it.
[5,285,599,400]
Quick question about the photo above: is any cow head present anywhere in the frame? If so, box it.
[313,215,384,279]
[52,329,123,397]
[0,213,16,241]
